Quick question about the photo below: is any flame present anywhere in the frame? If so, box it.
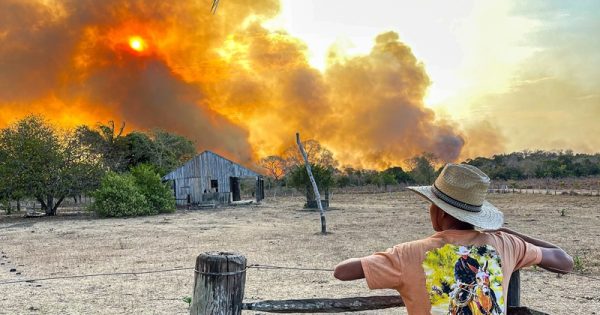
[0,0,473,169]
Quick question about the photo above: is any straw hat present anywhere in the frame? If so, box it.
[407,163,504,230]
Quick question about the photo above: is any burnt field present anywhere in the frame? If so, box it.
[1,192,599,314]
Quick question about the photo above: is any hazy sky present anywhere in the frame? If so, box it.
[269,0,600,155]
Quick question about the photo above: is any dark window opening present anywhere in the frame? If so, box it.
[210,179,219,192]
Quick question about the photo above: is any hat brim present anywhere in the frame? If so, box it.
[406,186,503,230]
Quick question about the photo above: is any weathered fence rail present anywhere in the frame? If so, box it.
[243,295,404,313]
[190,252,549,315]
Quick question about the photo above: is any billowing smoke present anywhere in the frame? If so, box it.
[0,0,466,169]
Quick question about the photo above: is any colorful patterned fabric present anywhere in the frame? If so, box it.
[360,230,542,315]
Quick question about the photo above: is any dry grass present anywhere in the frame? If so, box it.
[0,192,599,314]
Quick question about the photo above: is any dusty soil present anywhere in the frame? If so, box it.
[0,192,599,314]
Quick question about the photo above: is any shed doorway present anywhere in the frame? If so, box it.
[230,177,241,201]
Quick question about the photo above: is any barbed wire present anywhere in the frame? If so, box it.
[0,263,597,286]
[248,264,335,272]
[0,263,334,286]
[0,267,193,285]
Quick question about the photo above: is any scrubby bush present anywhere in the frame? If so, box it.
[92,172,152,217]
[287,163,334,191]
[130,164,175,213]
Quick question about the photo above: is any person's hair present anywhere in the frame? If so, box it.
[455,220,474,230]
[444,206,475,230]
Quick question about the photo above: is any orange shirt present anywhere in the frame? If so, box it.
[361,230,542,314]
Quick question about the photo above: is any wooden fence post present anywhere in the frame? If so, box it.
[507,269,520,307]
[190,252,246,315]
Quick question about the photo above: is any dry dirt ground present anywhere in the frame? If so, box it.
[0,192,599,314]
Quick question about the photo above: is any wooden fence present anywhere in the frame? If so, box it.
[488,185,600,196]
[264,184,600,200]
[189,252,549,315]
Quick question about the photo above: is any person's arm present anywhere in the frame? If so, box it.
[335,246,404,289]
[496,227,574,274]
[333,258,364,281]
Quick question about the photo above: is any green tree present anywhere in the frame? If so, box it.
[288,163,334,203]
[0,141,25,214]
[380,171,398,189]
[91,172,151,217]
[282,140,338,171]
[130,164,175,213]
[76,124,195,175]
[150,129,196,175]
[335,174,351,187]
[0,115,102,215]
[124,132,157,169]
[408,153,437,185]
[75,121,127,172]
[384,166,412,184]
[62,132,105,202]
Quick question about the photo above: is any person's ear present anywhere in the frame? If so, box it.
[438,208,447,219]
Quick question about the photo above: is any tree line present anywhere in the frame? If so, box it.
[2,115,599,215]
[260,142,439,194]
[465,150,600,181]
[262,144,600,194]
[0,115,195,215]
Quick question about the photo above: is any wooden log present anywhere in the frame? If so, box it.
[241,296,546,314]
[508,307,550,315]
[507,269,521,307]
[190,252,246,315]
[242,295,404,313]
[296,132,327,234]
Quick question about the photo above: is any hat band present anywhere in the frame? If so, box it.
[431,184,482,213]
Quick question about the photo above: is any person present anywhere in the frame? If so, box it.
[333,163,573,314]
[453,246,480,312]
[454,246,479,285]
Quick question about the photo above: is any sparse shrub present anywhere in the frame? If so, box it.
[559,209,567,217]
[573,255,584,272]
[1,199,12,215]
[91,172,152,217]
[182,296,192,309]
[130,164,175,213]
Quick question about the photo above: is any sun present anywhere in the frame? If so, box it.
[128,36,146,52]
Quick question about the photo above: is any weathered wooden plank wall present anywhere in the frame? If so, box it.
[163,151,259,205]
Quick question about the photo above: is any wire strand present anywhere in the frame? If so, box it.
[248,264,334,272]
[0,263,597,286]
[0,267,193,285]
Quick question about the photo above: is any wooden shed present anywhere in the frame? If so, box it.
[163,151,264,206]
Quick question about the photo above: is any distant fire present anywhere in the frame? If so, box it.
[0,0,470,169]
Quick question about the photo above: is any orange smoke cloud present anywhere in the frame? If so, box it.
[209,29,465,168]
[0,0,465,169]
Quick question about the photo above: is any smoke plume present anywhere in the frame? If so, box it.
[0,0,465,169]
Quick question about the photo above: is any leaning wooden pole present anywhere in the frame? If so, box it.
[190,252,246,315]
[296,132,327,234]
